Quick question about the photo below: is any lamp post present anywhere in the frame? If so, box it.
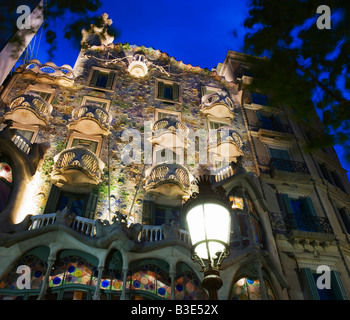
[183,175,231,300]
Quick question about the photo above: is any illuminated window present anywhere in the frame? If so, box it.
[127,264,171,300]
[231,277,275,300]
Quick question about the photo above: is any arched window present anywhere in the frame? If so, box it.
[49,255,97,288]
[231,276,275,300]
[127,261,171,300]
[175,263,208,300]
[0,247,49,300]
[0,161,13,212]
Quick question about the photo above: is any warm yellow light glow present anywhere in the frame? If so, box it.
[16,171,42,224]
[186,203,230,260]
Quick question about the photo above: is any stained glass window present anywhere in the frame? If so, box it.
[230,196,244,210]
[127,264,172,300]
[94,270,123,291]
[49,256,95,287]
[0,162,12,184]
[175,270,208,300]
[0,255,47,290]
[231,277,275,300]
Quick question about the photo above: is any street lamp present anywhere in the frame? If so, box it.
[183,175,231,300]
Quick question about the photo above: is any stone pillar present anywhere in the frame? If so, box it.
[120,267,128,300]
[93,265,104,300]
[256,260,268,300]
[37,256,56,300]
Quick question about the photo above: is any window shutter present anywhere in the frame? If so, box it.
[142,200,154,225]
[44,184,60,213]
[256,111,262,121]
[331,271,348,300]
[90,69,100,86]
[302,197,317,217]
[106,72,115,89]
[84,188,99,219]
[281,194,294,216]
[301,268,320,300]
[157,81,164,99]
[173,83,179,101]
[201,86,207,97]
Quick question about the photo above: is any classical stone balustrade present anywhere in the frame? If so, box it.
[52,146,105,186]
[69,104,110,136]
[5,93,52,126]
[128,53,148,77]
[145,163,193,199]
[200,90,235,119]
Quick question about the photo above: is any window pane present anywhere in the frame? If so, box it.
[16,129,34,141]
[155,208,166,225]
[96,72,109,88]
[72,139,98,153]
[163,84,173,99]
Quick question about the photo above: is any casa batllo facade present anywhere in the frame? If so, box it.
[0,14,349,301]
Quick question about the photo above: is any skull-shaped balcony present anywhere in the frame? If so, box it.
[208,127,244,164]
[4,93,52,126]
[51,147,105,187]
[68,104,110,136]
[128,53,148,78]
[152,118,188,150]
[200,90,235,119]
[144,163,193,199]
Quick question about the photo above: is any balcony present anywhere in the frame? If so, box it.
[29,213,190,244]
[68,104,110,136]
[208,127,244,163]
[200,90,235,119]
[23,60,75,86]
[268,158,310,181]
[249,120,293,138]
[51,146,105,187]
[128,53,148,77]
[4,93,52,126]
[144,163,193,199]
[152,118,188,149]
[283,214,335,247]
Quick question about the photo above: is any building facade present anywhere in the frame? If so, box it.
[0,16,349,300]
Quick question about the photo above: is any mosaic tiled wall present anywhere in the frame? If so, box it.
[2,43,257,225]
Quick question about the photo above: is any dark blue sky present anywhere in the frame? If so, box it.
[36,0,250,69]
[32,0,350,180]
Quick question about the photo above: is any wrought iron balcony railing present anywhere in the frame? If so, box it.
[269,158,310,175]
[249,120,293,134]
[284,214,333,234]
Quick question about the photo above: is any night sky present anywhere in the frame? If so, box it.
[30,0,350,180]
